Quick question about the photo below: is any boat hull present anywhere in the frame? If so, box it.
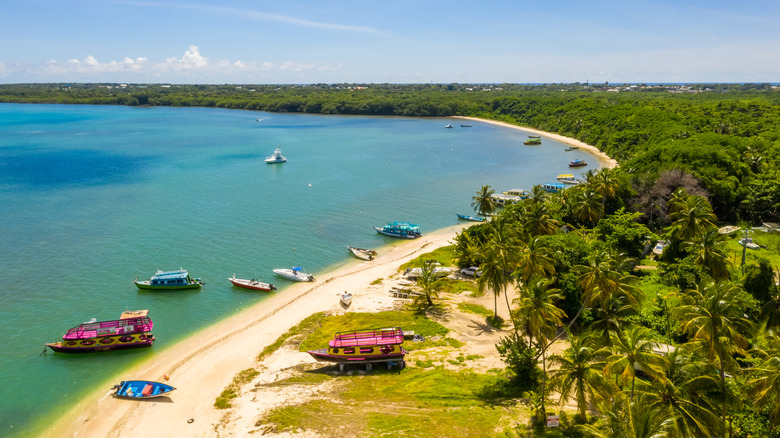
[273,269,315,282]
[374,227,420,239]
[347,246,376,260]
[114,380,176,399]
[228,277,276,291]
[307,347,406,363]
[46,334,155,353]
[134,281,202,290]
[456,214,485,222]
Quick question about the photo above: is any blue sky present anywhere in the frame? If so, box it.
[1,0,778,84]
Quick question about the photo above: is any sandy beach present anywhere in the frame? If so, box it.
[47,118,612,438]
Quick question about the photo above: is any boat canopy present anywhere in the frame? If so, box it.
[292,267,303,272]
[150,269,190,281]
[385,222,420,232]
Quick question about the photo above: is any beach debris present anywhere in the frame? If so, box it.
[412,334,425,342]
[187,418,194,424]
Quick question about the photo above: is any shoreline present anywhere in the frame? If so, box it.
[47,224,470,437]
[453,116,619,169]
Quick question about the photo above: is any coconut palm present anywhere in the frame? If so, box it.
[570,185,604,227]
[477,216,519,330]
[578,393,675,438]
[522,200,560,237]
[586,168,620,219]
[411,261,441,309]
[471,185,496,217]
[603,325,667,401]
[747,332,780,423]
[514,236,555,284]
[683,226,731,281]
[526,184,549,205]
[668,193,717,242]
[589,294,638,347]
[548,331,615,420]
[676,281,754,434]
[514,275,567,420]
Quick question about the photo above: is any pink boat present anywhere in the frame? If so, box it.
[307,327,407,371]
[45,310,155,353]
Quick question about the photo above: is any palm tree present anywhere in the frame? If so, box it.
[586,168,620,219]
[522,200,560,237]
[412,261,441,309]
[548,331,615,420]
[477,216,518,330]
[574,251,643,312]
[471,185,496,217]
[578,393,674,438]
[514,236,555,284]
[676,281,754,435]
[514,276,567,420]
[668,193,717,242]
[570,186,604,227]
[589,295,638,347]
[683,226,731,281]
[747,332,780,424]
[526,184,548,205]
[603,326,667,401]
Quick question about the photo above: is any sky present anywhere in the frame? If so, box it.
[1,0,779,84]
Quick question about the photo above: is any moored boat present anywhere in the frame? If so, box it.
[456,213,485,222]
[264,147,287,164]
[228,274,276,291]
[404,266,452,278]
[528,135,541,138]
[45,310,155,353]
[374,222,421,239]
[307,327,407,370]
[444,124,453,128]
[524,138,542,145]
[134,269,204,290]
[490,193,523,206]
[503,189,529,199]
[565,146,579,151]
[556,174,580,185]
[346,245,377,261]
[542,183,566,193]
[113,380,176,399]
[273,266,315,282]
[569,158,588,167]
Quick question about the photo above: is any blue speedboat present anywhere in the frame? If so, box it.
[113,380,176,399]
[542,183,566,193]
[374,221,421,239]
[456,214,485,222]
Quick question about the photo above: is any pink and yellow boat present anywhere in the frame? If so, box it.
[307,327,407,371]
[45,310,155,353]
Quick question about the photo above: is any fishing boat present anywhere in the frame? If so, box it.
[528,135,541,138]
[228,274,276,291]
[134,269,204,290]
[113,380,176,399]
[340,292,353,307]
[45,310,155,353]
[374,222,421,239]
[264,147,286,164]
[569,158,588,167]
[524,138,542,145]
[273,266,315,282]
[307,327,407,371]
[346,245,377,261]
[503,189,529,199]
[490,193,523,206]
[542,183,566,193]
[456,213,485,222]
[565,146,579,151]
[556,174,580,185]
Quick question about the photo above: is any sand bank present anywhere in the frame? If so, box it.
[453,116,619,169]
[48,224,473,438]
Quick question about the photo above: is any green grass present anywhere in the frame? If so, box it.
[440,278,480,296]
[257,312,327,361]
[457,302,493,317]
[260,367,525,437]
[399,245,458,271]
[214,368,260,409]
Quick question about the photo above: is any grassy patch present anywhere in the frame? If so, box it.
[214,368,260,409]
[399,245,458,271]
[260,367,525,437]
[457,302,493,317]
[257,312,326,361]
[370,277,383,285]
[440,278,480,296]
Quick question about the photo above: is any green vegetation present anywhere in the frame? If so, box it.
[214,368,260,409]
[457,302,493,317]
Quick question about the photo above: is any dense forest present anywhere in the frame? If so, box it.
[3,82,780,436]
[2,82,779,225]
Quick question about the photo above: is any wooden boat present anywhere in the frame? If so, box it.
[556,174,580,185]
[565,146,579,151]
[456,213,485,222]
[542,183,566,193]
[346,245,377,261]
[45,310,155,353]
[113,380,176,399]
[134,269,204,290]
[490,193,523,206]
[569,159,588,167]
[273,266,315,282]
[524,138,542,145]
[307,327,407,371]
[374,222,421,239]
[460,124,472,127]
[340,292,353,307]
[264,147,286,164]
[503,189,529,199]
[528,135,541,138]
[228,274,276,291]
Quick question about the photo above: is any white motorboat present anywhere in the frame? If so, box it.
[346,245,377,261]
[340,292,352,307]
[403,266,452,279]
[273,266,315,282]
[264,147,287,164]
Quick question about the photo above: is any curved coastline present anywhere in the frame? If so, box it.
[454,116,619,169]
[46,120,618,437]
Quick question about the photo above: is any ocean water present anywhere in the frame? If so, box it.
[0,103,602,436]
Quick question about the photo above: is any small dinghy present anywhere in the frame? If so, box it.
[346,245,377,261]
[228,274,276,291]
[113,380,176,399]
[273,266,315,282]
[340,292,353,307]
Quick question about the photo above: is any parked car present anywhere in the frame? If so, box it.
[460,266,482,277]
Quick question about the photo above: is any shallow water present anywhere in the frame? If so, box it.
[0,103,601,436]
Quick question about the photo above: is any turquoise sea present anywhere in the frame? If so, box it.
[0,103,603,436]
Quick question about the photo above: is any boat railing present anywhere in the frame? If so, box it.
[63,317,153,339]
[330,327,404,347]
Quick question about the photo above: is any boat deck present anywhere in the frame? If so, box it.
[62,317,153,340]
[329,327,404,348]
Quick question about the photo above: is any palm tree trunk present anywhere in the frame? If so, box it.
[503,285,519,339]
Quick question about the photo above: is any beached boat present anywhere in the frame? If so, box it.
[374,222,421,239]
[264,147,287,164]
[542,183,566,193]
[340,292,353,307]
[490,193,523,206]
[228,274,276,291]
[113,380,176,400]
[556,174,580,185]
[565,146,579,151]
[528,135,541,138]
[134,269,204,290]
[347,245,377,261]
[307,327,407,371]
[456,213,485,222]
[45,310,155,353]
[273,266,315,282]
[404,266,453,279]
[524,138,542,145]
[569,158,588,167]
